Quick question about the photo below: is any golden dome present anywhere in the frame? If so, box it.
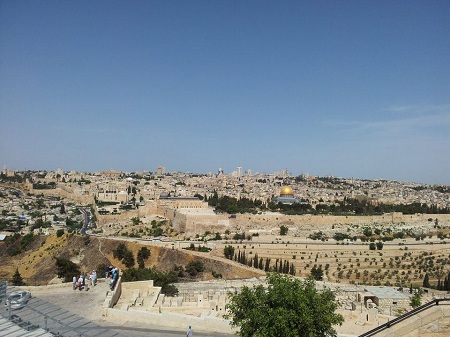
[280,186,294,196]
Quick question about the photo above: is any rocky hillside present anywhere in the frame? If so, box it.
[0,233,261,285]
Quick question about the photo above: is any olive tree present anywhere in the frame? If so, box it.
[225,273,343,337]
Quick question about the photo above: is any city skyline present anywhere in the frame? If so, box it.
[1,1,449,185]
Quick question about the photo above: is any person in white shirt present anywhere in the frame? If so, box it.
[90,270,97,286]
[186,325,193,337]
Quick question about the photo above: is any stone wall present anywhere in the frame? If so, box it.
[368,303,450,337]
[179,212,450,236]
[104,306,235,334]
[101,276,122,316]
[34,187,94,205]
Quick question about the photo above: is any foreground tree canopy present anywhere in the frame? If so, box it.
[225,273,343,337]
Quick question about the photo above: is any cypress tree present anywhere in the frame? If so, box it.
[253,253,259,268]
[289,262,296,276]
[11,268,24,286]
[423,273,431,288]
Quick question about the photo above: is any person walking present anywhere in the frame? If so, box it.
[186,325,193,337]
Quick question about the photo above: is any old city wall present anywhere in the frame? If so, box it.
[225,213,450,227]
[33,186,94,205]
[96,210,140,226]
[181,214,230,235]
[182,213,450,234]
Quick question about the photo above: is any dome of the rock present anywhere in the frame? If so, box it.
[280,186,294,196]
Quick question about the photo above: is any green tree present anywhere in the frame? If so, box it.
[225,273,343,337]
[224,245,235,260]
[11,268,24,286]
[423,273,431,288]
[280,225,288,236]
[113,243,128,260]
[363,227,373,237]
[122,250,135,268]
[137,247,151,269]
[185,260,204,276]
[56,229,64,237]
[411,289,423,308]
[311,265,324,281]
[55,257,80,282]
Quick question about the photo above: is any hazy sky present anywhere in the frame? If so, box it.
[1,1,449,184]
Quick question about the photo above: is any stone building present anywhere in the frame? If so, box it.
[358,287,410,315]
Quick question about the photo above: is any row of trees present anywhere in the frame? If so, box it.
[208,192,263,214]
[206,191,450,215]
[224,246,295,276]
[423,272,450,291]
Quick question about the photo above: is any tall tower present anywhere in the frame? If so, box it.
[237,166,242,178]
[157,166,166,175]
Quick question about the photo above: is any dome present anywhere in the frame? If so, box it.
[280,186,294,196]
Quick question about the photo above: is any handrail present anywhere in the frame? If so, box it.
[359,298,450,337]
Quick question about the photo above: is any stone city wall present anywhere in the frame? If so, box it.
[180,212,450,235]
[34,186,94,205]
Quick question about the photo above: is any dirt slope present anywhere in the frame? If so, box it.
[0,234,261,285]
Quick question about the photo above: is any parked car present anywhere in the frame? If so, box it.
[5,291,31,310]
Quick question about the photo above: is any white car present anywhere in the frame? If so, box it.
[5,291,31,310]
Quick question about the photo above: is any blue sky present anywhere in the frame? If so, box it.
[1,1,449,184]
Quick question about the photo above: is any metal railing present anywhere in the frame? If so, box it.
[359,298,450,337]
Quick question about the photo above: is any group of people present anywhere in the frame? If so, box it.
[72,270,97,291]
[105,266,119,290]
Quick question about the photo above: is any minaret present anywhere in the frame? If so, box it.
[3,165,6,175]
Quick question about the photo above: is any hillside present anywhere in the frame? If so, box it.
[0,234,261,285]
